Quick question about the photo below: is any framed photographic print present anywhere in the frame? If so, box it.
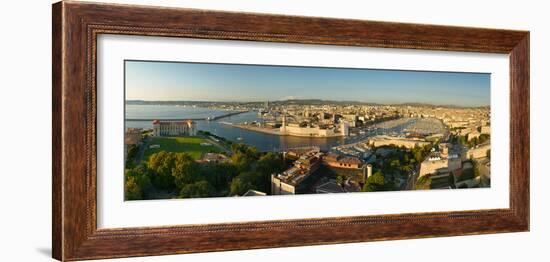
[52,1,529,261]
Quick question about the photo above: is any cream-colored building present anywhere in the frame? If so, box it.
[481,125,491,135]
[368,135,430,149]
[419,157,462,177]
[279,115,349,137]
[467,143,491,159]
[152,120,197,137]
[419,143,462,177]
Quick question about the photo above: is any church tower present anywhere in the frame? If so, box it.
[362,164,373,183]
[280,113,287,133]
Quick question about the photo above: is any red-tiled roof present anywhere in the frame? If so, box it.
[323,153,340,162]
[339,157,363,165]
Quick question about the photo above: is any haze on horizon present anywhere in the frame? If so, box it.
[125,60,491,107]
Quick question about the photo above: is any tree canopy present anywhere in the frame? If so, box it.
[362,170,387,192]
[124,176,142,200]
[172,153,199,189]
[179,180,215,198]
[415,175,432,190]
[230,144,258,172]
[147,151,177,189]
[230,172,259,196]
[124,167,152,200]
[126,143,287,200]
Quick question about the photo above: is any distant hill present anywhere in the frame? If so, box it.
[270,99,381,106]
[127,100,215,105]
[125,99,487,108]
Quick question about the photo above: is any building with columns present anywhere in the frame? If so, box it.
[152,120,197,137]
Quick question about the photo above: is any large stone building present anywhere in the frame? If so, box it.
[322,153,363,169]
[278,114,349,137]
[272,148,367,195]
[419,143,462,177]
[152,120,197,137]
[368,135,431,149]
[271,150,322,195]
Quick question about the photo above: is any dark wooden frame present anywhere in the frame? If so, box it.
[52,1,529,261]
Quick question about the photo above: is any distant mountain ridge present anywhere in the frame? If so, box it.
[126,99,488,108]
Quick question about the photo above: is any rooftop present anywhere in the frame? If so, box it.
[242,190,267,197]
[153,120,195,125]
[316,181,345,193]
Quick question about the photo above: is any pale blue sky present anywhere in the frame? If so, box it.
[125,60,490,107]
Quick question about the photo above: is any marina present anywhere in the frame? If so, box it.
[126,105,447,152]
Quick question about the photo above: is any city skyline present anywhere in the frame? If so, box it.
[125,60,491,107]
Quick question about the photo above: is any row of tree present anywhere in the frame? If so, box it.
[452,134,490,148]
[360,144,433,192]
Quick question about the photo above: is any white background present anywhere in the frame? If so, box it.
[98,35,509,228]
[0,0,546,261]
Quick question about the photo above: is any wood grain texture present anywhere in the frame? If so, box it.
[52,2,63,260]
[52,1,530,261]
[509,34,530,227]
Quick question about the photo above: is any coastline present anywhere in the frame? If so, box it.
[220,122,345,138]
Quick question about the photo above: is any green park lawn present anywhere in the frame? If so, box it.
[143,136,220,161]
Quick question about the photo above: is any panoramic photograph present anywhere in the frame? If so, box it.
[123,60,491,201]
